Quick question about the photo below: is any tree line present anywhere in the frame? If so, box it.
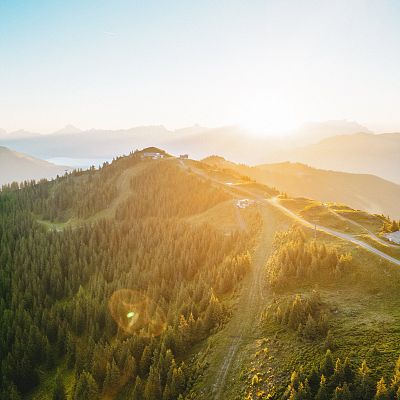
[285,351,400,400]
[0,151,259,399]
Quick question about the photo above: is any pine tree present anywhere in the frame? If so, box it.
[140,346,152,377]
[390,356,400,395]
[144,366,162,400]
[332,358,344,386]
[308,367,320,394]
[321,350,334,377]
[375,377,389,400]
[315,375,329,400]
[52,373,66,400]
[103,359,121,391]
[124,354,137,379]
[162,384,172,400]
[73,371,99,400]
[296,379,312,400]
[391,220,399,232]
[355,360,374,400]
[170,365,186,399]
[203,292,223,332]
[288,370,300,392]
[342,357,353,383]
[333,383,352,400]
[1,384,21,400]
[132,376,143,400]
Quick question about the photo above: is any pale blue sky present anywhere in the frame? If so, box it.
[1,0,400,134]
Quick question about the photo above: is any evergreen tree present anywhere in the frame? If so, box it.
[140,346,152,377]
[74,371,99,400]
[144,366,162,400]
[333,383,352,400]
[103,359,121,391]
[391,220,399,232]
[52,373,66,400]
[132,376,143,400]
[390,356,400,395]
[321,350,334,377]
[375,377,389,400]
[355,360,374,400]
[124,354,137,380]
[308,367,320,394]
[343,357,354,384]
[296,379,312,400]
[315,375,329,400]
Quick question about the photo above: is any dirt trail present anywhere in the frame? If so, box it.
[200,204,287,399]
[234,202,247,231]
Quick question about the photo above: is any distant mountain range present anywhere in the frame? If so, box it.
[203,156,400,219]
[0,121,398,183]
[286,120,372,145]
[274,132,400,184]
[0,146,69,186]
[0,125,176,159]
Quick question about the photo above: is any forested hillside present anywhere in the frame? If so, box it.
[0,149,260,399]
[1,148,400,400]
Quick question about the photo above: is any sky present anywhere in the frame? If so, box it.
[1,0,400,135]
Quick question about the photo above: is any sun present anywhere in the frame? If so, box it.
[238,109,301,137]
[235,91,303,136]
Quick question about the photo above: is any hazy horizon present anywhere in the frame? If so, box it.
[0,119,395,138]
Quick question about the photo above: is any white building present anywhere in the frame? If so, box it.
[385,230,400,245]
[141,152,164,160]
[236,199,254,209]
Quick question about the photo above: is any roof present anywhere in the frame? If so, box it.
[384,230,400,244]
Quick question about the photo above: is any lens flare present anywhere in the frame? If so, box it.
[108,289,166,337]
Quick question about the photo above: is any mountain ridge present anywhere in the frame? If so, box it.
[0,146,70,186]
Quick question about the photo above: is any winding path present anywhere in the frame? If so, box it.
[180,158,400,399]
[326,206,399,248]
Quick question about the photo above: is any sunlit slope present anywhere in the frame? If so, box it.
[175,154,400,399]
[178,161,400,399]
[235,222,400,399]
[203,156,400,219]
[0,147,265,400]
[2,147,400,400]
